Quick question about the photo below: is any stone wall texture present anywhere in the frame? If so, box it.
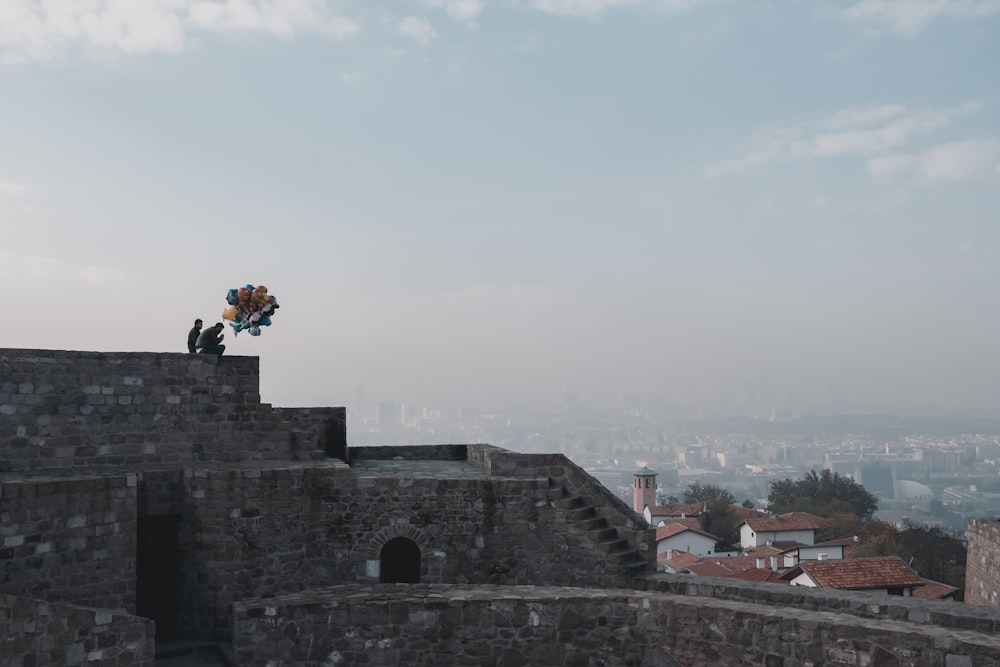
[0,472,137,612]
[0,348,345,471]
[232,584,1000,667]
[966,517,1000,607]
[175,449,650,641]
[4,347,1000,667]
[0,594,154,667]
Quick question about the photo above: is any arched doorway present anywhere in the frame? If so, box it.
[379,536,421,583]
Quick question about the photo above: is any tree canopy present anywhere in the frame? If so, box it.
[683,482,739,551]
[683,481,735,505]
[767,469,878,519]
[853,519,966,599]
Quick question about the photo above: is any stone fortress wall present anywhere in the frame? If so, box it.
[0,348,345,471]
[3,347,1000,666]
[0,594,154,667]
[233,583,1000,667]
[966,517,1000,608]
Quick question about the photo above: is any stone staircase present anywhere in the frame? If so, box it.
[548,480,649,578]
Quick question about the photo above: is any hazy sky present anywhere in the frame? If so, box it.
[2,0,999,415]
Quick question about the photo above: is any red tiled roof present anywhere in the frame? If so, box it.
[743,511,829,532]
[647,503,704,517]
[780,557,922,590]
[744,544,785,557]
[684,561,735,577]
[729,506,769,523]
[701,555,760,571]
[675,554,791,582]
[661,550,702,570]
[655,522,717,542]
[727,568,787,583]
[653,517,703,531]
[912,579,959,600]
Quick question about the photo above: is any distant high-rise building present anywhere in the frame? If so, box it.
[376,400,398,427]
[353,385,366,420]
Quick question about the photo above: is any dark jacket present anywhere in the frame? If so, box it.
[196,326,223,349]
[187,326,201,353]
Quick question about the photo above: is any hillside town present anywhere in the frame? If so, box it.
[350,398,995,601]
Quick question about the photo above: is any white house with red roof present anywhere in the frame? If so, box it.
[739,511,828,550]
[642,502,705,527]
[778,556,924,596]
[654,522,719,559]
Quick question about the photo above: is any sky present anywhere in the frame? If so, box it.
[1,0,999,416]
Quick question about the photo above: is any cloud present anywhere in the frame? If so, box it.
[80,265,128,286]
[865,153,915,176]
[187,0,358,38]
[526,0,643,16]
[524,0,713,17]
[397,16,436,44]
[0,251,127,284]
[0,0,359,64]
[415,283,576,311]
[0,180,30,196]
[918,138,1000,180]
[868,138,1000,182]
[0,180,34,217]
[705,102,982,177]
[0,251,62,279]
[422,0,484,25]
[821,0,1000,35]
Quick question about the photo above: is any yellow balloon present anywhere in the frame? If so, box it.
[222,306,237,321]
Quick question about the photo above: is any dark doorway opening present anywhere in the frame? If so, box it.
[136,515,182,640]
[379,537,421,583]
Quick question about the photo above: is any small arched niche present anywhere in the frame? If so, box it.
[379,536,421,583]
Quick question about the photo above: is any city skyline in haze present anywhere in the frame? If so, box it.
[2,1,999,417]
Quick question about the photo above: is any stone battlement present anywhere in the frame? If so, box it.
[0,348,345,471]
[3,347,1000,666]
[232,583,1000,667]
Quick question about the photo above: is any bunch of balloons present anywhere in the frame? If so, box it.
[222,284,280,337]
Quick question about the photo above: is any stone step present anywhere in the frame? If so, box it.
[552,496,584,511]
[597,534,635,560]
[590,527,619,543]
[565,506,597,522]
[580,517,607,531]
[548,479,648,576]
[620,560,649,575]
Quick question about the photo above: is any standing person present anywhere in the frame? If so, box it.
[196,322,226,356]
[187,319,203,353]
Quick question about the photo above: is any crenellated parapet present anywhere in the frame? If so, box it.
[0,348,345,470]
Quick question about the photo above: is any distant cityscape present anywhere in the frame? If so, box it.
[348,384,1000,535]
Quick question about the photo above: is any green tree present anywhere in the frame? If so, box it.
[898,521,966,598]
[699,497,741,551]
[767,469,878,519]
[683,482,735,505]
[853,520,900,558]
[815,512,865,545]
[683,482,738,551]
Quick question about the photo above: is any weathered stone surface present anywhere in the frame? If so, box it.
[0,594,154,667]
[0,349,344,471]
[967,518,1000,608]
[231,584,1000,667]
[3,347,1000,667]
